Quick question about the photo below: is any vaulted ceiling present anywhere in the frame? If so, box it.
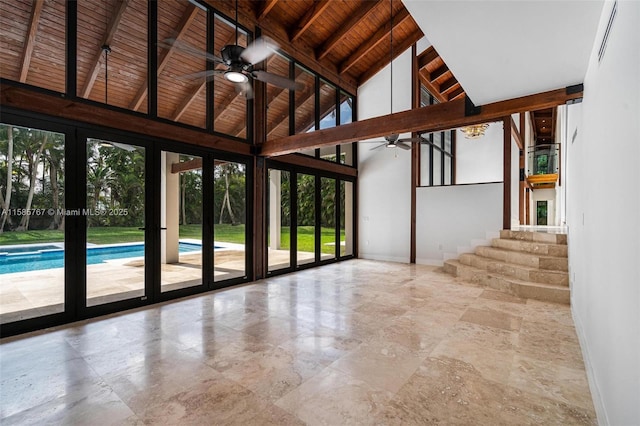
[0,0,424,141]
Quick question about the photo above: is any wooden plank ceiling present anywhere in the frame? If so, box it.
[0,0,424,141]
[417,46,466,103]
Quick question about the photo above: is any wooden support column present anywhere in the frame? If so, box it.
[252,61,267,280]
[410,44,419,264]
[519,149,526,225]
[503,117,512,230]
[253,157,266,280]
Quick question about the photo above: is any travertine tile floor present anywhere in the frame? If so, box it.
[0,260,596,425]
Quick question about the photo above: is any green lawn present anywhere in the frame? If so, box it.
[0,224,345,254]
[273,226,345,254]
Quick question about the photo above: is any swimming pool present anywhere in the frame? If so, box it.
[0,242,203,274]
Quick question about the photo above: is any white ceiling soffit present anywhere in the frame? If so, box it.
[404,0,605,105]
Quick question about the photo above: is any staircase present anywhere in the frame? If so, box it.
[443,230,570,304]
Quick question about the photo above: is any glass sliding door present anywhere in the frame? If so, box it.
[0,124,66,324]
[267,169,291,272]
[160,151,203,293]
[85,138,146,307]
[213,160,246,282]
[321,177,337,261]
[296,173,316,266]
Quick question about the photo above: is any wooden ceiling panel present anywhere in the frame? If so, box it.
[25,0,65,92]
[293,0,364,48]
[2,0,438,141]
[267,0,313,30]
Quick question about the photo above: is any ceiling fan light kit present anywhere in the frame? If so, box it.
[224,70,248,83]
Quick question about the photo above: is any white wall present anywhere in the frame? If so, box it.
[455,121,503,184]
[511,136,519,227]
[567,2,640,424]
[416,183,502,264]
[357,49,413,262]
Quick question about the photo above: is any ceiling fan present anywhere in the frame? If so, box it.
[369,134,425,151]
[160,0,302,99]
[366,0,423,151]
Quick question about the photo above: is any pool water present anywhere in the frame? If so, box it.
[0,242,202,274]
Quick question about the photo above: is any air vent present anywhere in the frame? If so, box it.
[598,1,617,63]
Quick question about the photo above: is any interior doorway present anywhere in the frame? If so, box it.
[536,200,548,225]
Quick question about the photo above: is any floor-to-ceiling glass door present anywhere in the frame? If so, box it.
[213,160,247,283]
[159,150,204,293]
[84,136,148,307]
[0,122,69,326]
[1,117,253,337]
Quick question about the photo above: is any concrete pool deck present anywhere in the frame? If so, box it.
[0,248,315,325]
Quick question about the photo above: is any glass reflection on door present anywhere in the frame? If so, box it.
[213,160,246,282]
[160,151,203,292]
[86,138,145,306]
[0,124,66,324]
[267,169,290,272]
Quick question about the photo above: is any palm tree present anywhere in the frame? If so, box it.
[0,125,14,232]
[45,134,64,230]
[16,129,49,231]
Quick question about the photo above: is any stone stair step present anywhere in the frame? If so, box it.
[458,253,568,286]
[500,230,567,245]
[443,260,570,305]
[475,246,568,272]
[491,238,568,258]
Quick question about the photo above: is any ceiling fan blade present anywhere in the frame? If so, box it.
[369,143,387,151]
[176,69,224,83]
[159,38,224,64]
[251,70,304,91]
[235,81,254,99]
[241,36,279,65]
[396,142,412,150]
[397,137,425,143]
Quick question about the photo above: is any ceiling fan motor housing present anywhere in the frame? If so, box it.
[221,45,248,67]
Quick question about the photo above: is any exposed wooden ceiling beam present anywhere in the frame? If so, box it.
[511,117,524,150]
[171,158,228,173]
[172,158,202,174]
[256,0,278,21]
[274,154,358,177]
[429,64,448,83]
[19,0,45,83]
[260,86,583,157]
[339,8,410,75]
[357,29,423,85]
[171,82,205,121]
[1,83,250,155]
[80,0,129,98]
[130,3,199,111]
[448,87,465,101]
[439,78,458,93]
[214,90,244,124]
[316,1,379,61]
[418,70,447,103]
[202,0,358,93]
[290,0,332,42]
[417,46,439,69]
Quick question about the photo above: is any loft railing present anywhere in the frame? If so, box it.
[527,143,559,176]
